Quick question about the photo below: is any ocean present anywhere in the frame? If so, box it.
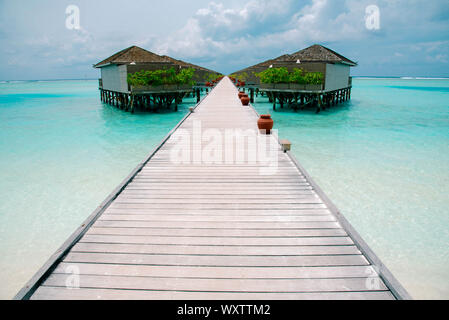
[0,78,448,299]
[252,78,449,299]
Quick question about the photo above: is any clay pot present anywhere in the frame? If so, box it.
[257,114,274,134]
[238,91,246,99]
[241,96,250,106]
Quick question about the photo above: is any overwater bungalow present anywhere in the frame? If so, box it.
[231,44,357,113]
[94,46,220,112]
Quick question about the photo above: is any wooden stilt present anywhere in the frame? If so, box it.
[316,94,322,113]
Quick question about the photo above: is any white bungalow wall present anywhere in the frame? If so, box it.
[325,63,350,92]
[100,64,129,93]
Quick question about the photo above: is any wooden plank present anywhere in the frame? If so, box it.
[79,234,353,246]
[107,203,328,210]
[72,242,360,256]
[103,208,332,216]
[86,227,347,237]
[119,191,317,196]
[41,273,385,292]
[53,262,372,279]
[98,214,335,222]
[92,220,342,229]
[112,197,323,204]
[31,287,395,300]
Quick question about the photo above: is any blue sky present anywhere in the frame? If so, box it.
[0,0,448,80]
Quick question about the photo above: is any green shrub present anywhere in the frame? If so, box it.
[205,73,223,82]
[256,67,289,84]
[289,68,306,84]
[231,72,248,81]
[127,67,196,86]
[303,72,324,85]
[256,67,324,85]
[176,68,195,85]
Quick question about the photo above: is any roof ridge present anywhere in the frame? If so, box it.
[94,45,167,68]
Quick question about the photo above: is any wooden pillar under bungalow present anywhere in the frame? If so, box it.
[250,88,254,103]
[196,88,201,103]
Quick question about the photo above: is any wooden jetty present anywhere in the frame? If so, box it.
[15,77,410,300]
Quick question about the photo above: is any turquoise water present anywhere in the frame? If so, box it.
[0,79,448,299]
[252,78,449,299]
[0,80,198,299]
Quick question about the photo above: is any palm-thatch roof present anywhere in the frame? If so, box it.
[94,46,220,74]
[277,44,357,66]
[232,54,290,75]
[231,44,357,75]
[94,46,168,68]
[160,55,218,73]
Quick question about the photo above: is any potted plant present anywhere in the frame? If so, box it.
[257,114,274,134]
[241,95,250,105]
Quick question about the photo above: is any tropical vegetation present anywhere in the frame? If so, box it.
[256,67,324,85]
[127,67,196,86]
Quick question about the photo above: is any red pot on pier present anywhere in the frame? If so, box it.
[241,96,250,106]
[238,91,246,99]
[257,114,274,134]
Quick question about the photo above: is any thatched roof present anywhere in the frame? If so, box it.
[160,55,218,73]
[94,46,169,68]
[94,46,220,74]
[232,54,290,75]
[276,44,357,66]
[231,44,357,74]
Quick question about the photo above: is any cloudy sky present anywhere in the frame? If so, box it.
[0,0,448,80]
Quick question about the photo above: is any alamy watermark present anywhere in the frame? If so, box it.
[65,5,80,30]
[169,120,280,175]
[64,264,80,289]
[365,5,380,30]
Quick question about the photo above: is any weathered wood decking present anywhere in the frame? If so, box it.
[15,77,410,300]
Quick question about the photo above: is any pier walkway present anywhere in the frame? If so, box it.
[16,77,410,300]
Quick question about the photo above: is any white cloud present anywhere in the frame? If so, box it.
[1,0,448,78]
